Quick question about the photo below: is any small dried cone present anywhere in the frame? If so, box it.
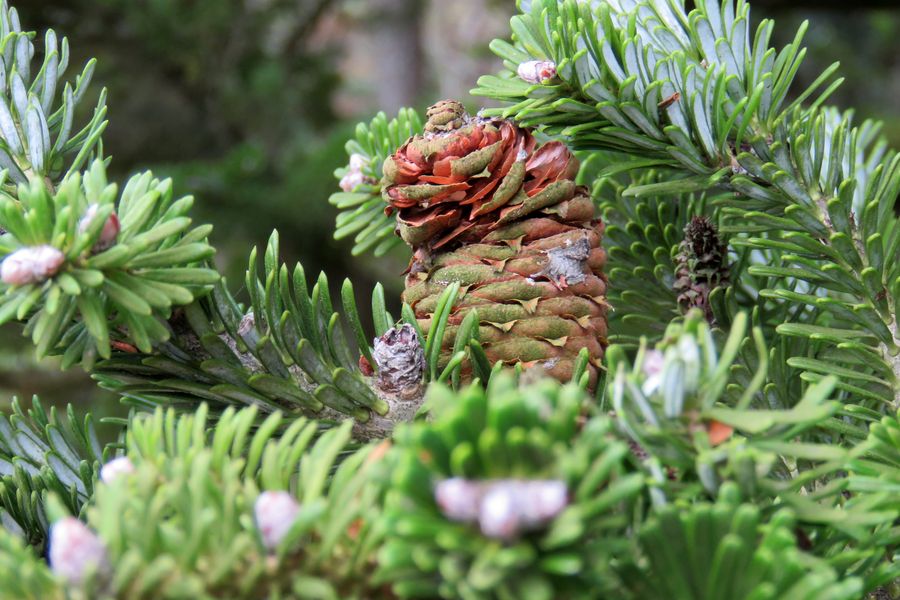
[383,100,608,387]
[673,216,729,323]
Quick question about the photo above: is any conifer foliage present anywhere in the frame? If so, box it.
[0,0,899,598]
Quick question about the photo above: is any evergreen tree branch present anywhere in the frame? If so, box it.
[47,404,388,599]
[0,395,111,549]
[0,8,441,440]
[475,0,900,407]
[0,524,59,599]
[0,0,106,196]
[330,108,422,258]
[0,161,219,367]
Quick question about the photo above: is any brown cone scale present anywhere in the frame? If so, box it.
[383,100,608,387]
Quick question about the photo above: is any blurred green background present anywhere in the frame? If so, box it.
[2,0,899,419]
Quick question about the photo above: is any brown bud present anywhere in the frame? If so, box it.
[359,354,375,376]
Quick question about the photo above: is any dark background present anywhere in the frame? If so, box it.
[3,0,899,417]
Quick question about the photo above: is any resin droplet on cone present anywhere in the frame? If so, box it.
[382,100,608,386]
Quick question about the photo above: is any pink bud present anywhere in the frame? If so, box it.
[1,245,65,285]
[339,153,373,192]
[435,478,482,523]
[100,457,135,483]
[641,349,665,395]
[339,170,367,193]
[49,517,108,585]
[78,204,120,252]
[255,491,300,550]
[517,60,557,85]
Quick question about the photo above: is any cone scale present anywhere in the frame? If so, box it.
[383,101,608,386]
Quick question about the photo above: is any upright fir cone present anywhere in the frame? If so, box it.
[673,216,729,322]
[382,100,608,387]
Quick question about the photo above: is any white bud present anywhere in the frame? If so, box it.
[255,490,300,550]
[1,245,65,286]
[348,153,369,171]
[435,478,482,523]
[100,457,135,483]
[49,517,108,585]
[478,484,521,540]
[641,349,665,396]
[517,60,557,85]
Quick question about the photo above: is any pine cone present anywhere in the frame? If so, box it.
[383,100,608,386]
[673,216,729,322]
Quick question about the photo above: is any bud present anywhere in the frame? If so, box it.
[640,349,664,396]
[255,490,300,550]
[49,517,109,585]
[517,480,568,524]
[78,204,120,252]
[434,478,569,540]
[435,478,482,523]
[478,484,521,540]
[100,456,135,483]
[339,153,374,193]
[340,170,367,193]
[348,153,368,172]
[1,245,65,286]
[517,60,557,85]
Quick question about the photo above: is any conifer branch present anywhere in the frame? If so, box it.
[475,0,900,407]
[0,1,898,596]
